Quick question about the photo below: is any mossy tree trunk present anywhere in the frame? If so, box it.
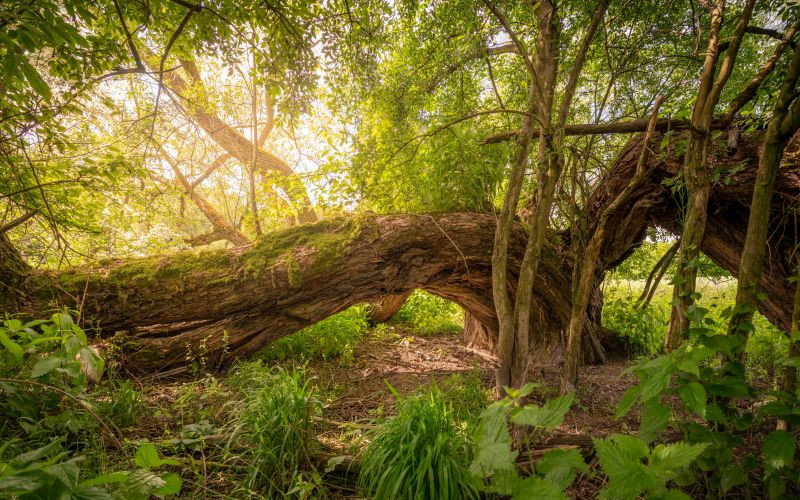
[4,130,800,376]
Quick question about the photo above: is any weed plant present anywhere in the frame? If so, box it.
[228,361,322,497]
[391,291,464,336]
[359,384,477,500]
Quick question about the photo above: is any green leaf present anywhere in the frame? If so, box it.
[0,331,24,364]
[762,430,796,470]
[511,393,574,429]
[639,400,671,443]
[31,356,64,378]
[78,347,105,382]
[134,443,177,469]
[536,448,587,490]
[650,442,708,472]
[78,471,130,487]
[153,472,182,497]
[615,386,640,419]
[677,382,706,417]
[639,371,670,401]
[593,434,649,477]
[511,477,567,500]
[19,59,51,100]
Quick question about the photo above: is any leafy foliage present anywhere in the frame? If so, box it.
[259,305,369,366]
[391,291,464,336]
[615,298,800,498]
[228,363,322,497]
[359,385,477,500]
[470,384,585,499]
[0,312,181,499]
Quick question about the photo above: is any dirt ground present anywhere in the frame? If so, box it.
[129,327,645,498]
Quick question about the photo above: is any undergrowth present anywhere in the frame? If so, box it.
[390,291,464,335]
[358,384,478,500]
[603,279,788,382]
[259,305,369,366]
[227,361,322,498]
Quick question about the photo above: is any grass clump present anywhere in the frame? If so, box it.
[359,384,477,500]
[391,291,464,336]
[260,305,369,366]
[228,362,322,498]
[442,368,490,424]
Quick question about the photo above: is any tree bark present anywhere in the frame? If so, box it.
[365,291,412,325]
[726,42,800,352]
[4,129,800,376]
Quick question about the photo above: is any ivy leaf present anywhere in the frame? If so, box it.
[762,430,796,470]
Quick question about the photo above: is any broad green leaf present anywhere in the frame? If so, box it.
[536,448,588,490]
[677,382,706,417]
[650,442,708,472]
[134,443,177,469]
[31,356,64,378]
[615,386,640,419]
[153,472,182,496]
[639,371,670,401]
[762,430,796,470]
[511,393,574,429]
[639,399,671,443]
[593,434,649,477]
[78,471,130,487]
[511,477,567,500]
[0,331,24,364]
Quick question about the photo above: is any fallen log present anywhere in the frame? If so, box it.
[3,130,799,374]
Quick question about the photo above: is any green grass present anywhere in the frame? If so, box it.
[391,290,464,336]
[603,279,788,381]
[259,305,369,366]
[358,384,478,500]
[228,362,322,498]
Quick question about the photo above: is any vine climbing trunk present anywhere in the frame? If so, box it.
[726,41,800,356]
[666,0,755,350]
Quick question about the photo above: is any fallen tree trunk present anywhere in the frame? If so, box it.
[365,291,412,325]
[4,130,800,374]
[16,213,603,373]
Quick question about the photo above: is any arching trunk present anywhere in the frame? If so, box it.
[365,291,413,325]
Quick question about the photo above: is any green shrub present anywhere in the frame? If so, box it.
[98,379,142,429]
[260,305,368,365]
[359,385,477,500]
[391,291,463,335]
[229,362,322,497]
[0,313,181,499]
[602,280,787,378]
[470,385,586,497]
[443,368,490,424]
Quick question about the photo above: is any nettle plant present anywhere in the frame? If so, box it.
[470,386,587,498]
[0,312,182,499]
[0,312,105,435]
[616,300,800,499]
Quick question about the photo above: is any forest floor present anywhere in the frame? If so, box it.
[118,325,643,498]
